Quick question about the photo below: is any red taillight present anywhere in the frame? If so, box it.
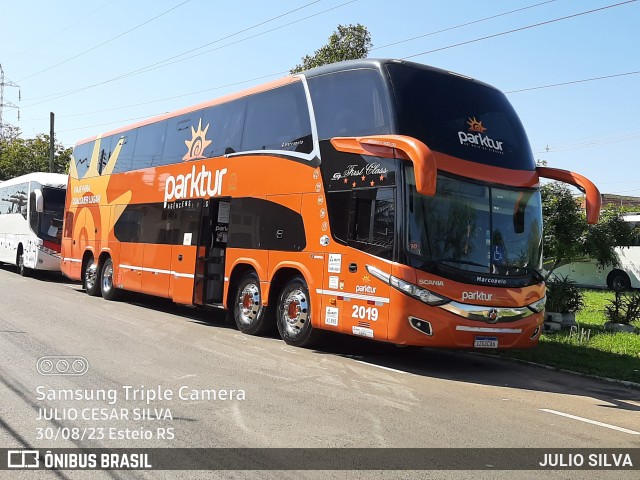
[43,240,61,253]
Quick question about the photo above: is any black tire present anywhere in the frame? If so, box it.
[233,272,273,335]
[276,275,320,347]
[16,249,29,277]
[100,258,121,301]
[83,257,101,296]
[608,271,631,291]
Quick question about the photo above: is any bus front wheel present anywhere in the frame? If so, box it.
[84,258,101,296]
[101,258,121,301]
[276,276,320,347]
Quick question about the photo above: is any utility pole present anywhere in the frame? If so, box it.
[49,112,55,172]
[0,63,20,140]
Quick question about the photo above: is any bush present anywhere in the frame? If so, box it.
[546,275,584,313]
[605,290,640,325]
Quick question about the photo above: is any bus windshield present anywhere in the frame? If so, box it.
[405,171,543,280]
[39,187,65,245]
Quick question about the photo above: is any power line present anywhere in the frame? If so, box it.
[506,69,640,94]
[534,130,640,154]
[372,0,556,52]
[22,0,335,106]
[22,71,288,122]
[402,0,637,60]
[58,112,169,134]
[18,0,192,83]
[9,1,117,61]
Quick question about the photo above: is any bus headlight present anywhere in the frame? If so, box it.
[366,265,449,306]
[527,297,547,313]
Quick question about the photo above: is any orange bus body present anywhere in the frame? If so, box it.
[61,59,600,349]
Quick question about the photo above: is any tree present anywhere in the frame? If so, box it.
[0,134,71,180]
[541,182,635,279]
[290,24,372,74]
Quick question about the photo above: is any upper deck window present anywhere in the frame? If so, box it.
[307,69,392,140]
[241,82,313,154]
[386,63,535,170]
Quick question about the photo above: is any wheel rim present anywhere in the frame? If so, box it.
[85,263,97,290]
[237,283,261,326]
[102,263,113,293]
[17,254,24,272]
[281,288,308,337]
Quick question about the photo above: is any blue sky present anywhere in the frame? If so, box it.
[1,0,638,195]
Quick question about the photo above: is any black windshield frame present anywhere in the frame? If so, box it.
[386,62,535,171]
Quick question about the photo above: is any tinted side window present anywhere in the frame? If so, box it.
[73,142,94,179]
[97,136,114,175]
[326,187,395,260]
[0,183,28,217]
[241,82,312,154]
[140,203,173,244]
[171,200,202,245]
[200,100,246,157]
[161,114,195,165]
[308,69,392,140]
[114,205,144,243]
[133,122,167,169]
[112,130,138,173]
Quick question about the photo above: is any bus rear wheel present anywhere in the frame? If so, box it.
[276,276,320,347]
[84,257,101,296]
[233,272,273,335]
[101,258,121,301]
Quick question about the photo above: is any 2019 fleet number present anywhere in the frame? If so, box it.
[352,305,378,321]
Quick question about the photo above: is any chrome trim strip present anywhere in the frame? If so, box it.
[315,289,390,304]
[439,300,540,323]
[456,326,522,334]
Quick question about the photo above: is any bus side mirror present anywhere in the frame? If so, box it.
[330,135,437,196]
[34,188,44,213]
[537,166,601,224]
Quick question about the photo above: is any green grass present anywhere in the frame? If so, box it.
[498,290,640,384]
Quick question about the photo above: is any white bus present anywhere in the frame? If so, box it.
[552,214,640,290]
[0,172,67,276]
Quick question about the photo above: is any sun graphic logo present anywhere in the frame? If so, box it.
[183,119,212,161]
[466,117,487,133]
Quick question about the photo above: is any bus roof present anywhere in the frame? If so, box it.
[75,58,496,148]
[0,172,68,188]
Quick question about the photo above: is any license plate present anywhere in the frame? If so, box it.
[474,336,498,348]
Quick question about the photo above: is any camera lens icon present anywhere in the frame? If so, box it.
[37,356,88,376]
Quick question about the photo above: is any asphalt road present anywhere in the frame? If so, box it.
[0,264,638,479]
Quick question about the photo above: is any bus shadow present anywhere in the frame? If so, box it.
[309,333,640,412]
[112,290,238,331]
[64,283,640,412]
[0,263,72,284]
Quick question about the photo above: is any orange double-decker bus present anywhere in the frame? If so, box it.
[61,59,601,349]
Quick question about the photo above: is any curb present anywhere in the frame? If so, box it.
[473,353,640,390]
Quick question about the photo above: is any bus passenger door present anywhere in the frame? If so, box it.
[194,198,229,305]
[170,201,203,305]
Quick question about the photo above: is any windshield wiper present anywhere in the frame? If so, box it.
[436,258,488,268]
[502,265,544,283]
